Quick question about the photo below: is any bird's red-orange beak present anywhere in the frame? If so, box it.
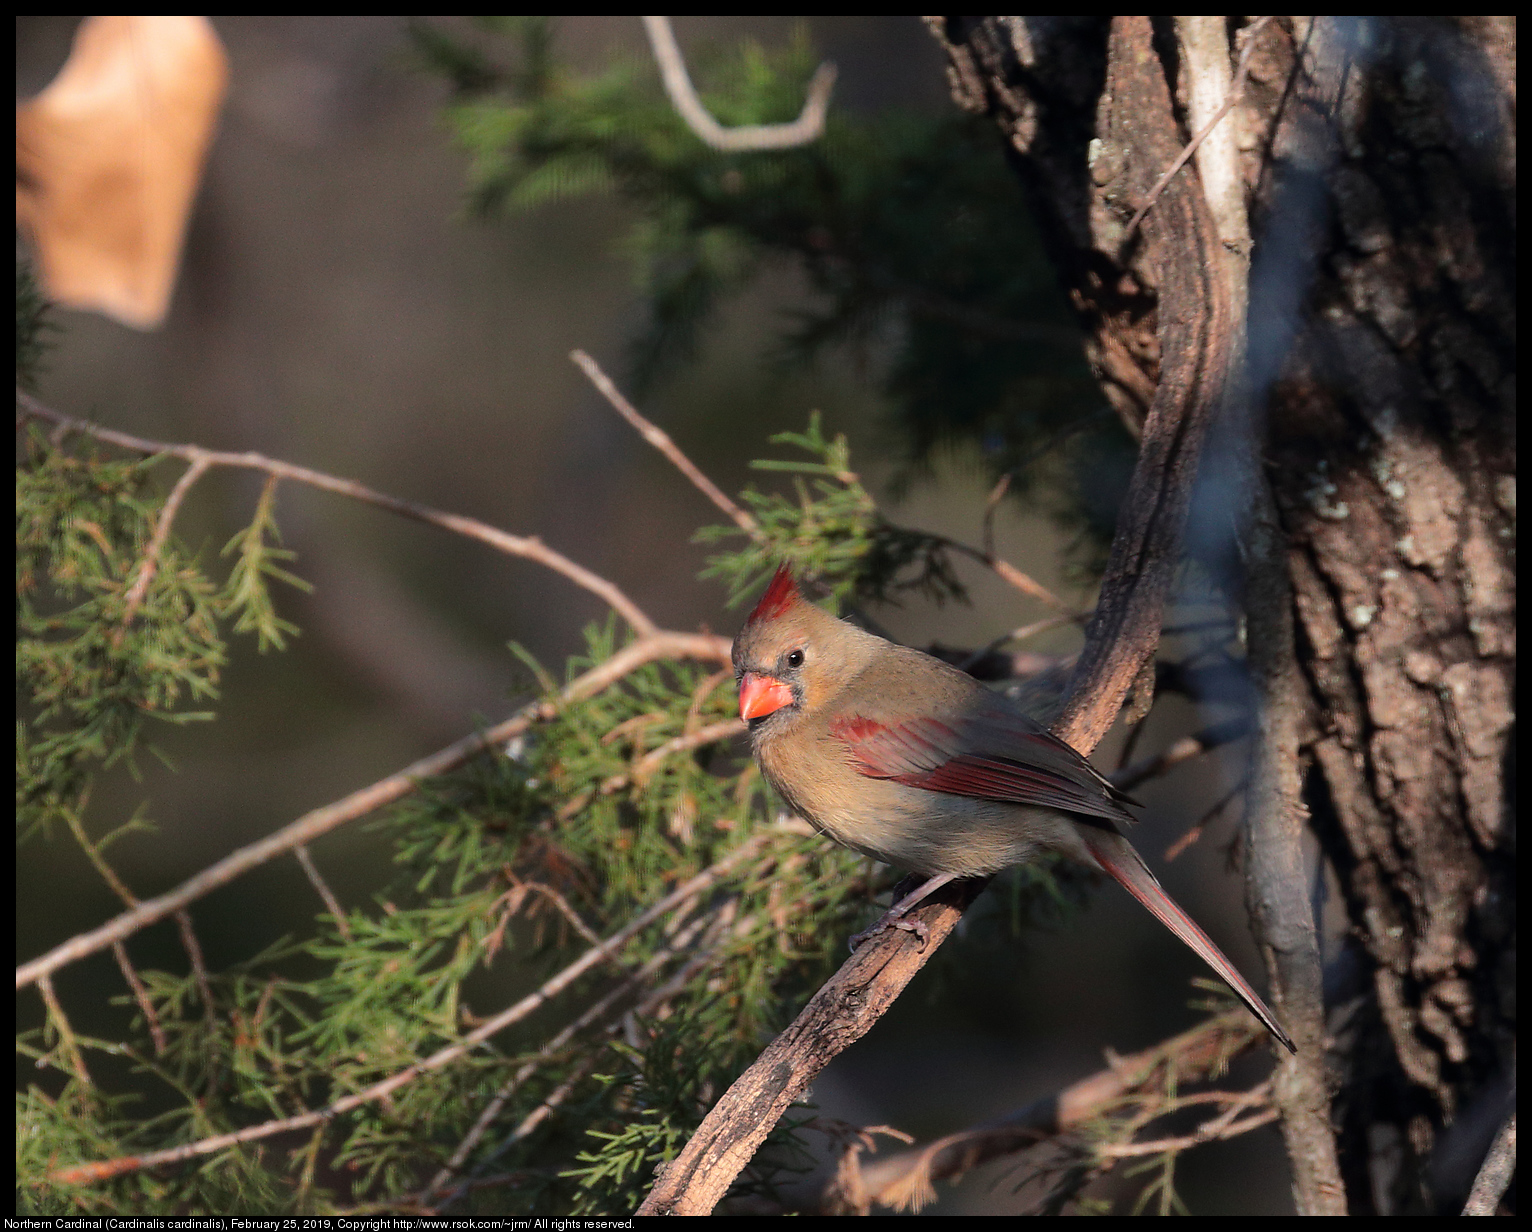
[739,672,793,721]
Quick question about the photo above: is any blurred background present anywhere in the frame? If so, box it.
[17,16,1294,1213]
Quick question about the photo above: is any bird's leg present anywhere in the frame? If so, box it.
[848,873,957,952]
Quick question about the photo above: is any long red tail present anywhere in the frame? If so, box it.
[1082,829,1296,1054]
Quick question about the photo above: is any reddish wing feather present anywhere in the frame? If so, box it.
[833,714,1132,825]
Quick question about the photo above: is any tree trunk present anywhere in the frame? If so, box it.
[925,16,1515,1215]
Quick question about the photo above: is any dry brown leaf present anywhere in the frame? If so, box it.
[17,16,228,329]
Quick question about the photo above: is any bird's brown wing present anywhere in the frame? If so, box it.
[830,710,1137,826]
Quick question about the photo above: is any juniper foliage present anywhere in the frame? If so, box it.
[415,17,1135,563]
[12,371,1113,1214]
[16,23,1223,1217]
[17,257,885,1212]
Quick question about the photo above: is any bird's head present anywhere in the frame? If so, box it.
[730,564,880,729]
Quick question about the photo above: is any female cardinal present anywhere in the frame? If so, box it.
[731,564,1295,1054]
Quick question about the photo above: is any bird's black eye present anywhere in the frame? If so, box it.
[785,649,805,669]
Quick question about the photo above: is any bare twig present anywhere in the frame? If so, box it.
[118,455,210,632]
[1111,717,1250,794]
[17,390,658,638]
[111,942,167,1056]
[571,350,758,536]
[501,880,607,953]
[842,1011,1265,1213]
[1118,17,1275,251]
[981,473,1010,560]
[17,631,731,992]
[63,806,172,1052]
[1092,1078,1276,1160]
[920,530,1083,619]
[1164,775,1247,863]
[174,911,216,1029]
[1463,1110,1516,1216]
[1095,1109,1278,1158]
[571,353,1076,628]
[423,909,719,1205]
[48,830,777,1186]
[60,802,140,910]
[957,616,1076,674]
[294,845,351,940]
[36,975,93,1089]
[640,16,836,152]
[602,718,746,794]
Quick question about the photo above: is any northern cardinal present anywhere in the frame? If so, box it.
[732,564,1295,1054]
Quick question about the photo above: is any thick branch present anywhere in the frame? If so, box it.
[1052,16,1233,754]
[638,19,1235,1215]
[1197,15,1343,1214]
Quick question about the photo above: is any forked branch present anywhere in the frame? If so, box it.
[18,391,658,637]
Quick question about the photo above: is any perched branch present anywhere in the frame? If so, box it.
[17,631,731,991]
[571,350,758,536]
[47,830,776,1186]
[638,21,1237,1214]
[17,390,658,638]
[640,16,836,152]
[1053,15,1235,754]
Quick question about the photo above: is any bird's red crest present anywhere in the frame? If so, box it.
[744,563,803,626]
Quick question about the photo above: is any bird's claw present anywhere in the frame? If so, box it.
[848,913,929,953]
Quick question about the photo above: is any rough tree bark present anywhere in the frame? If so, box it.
[925,15,1515,1216]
